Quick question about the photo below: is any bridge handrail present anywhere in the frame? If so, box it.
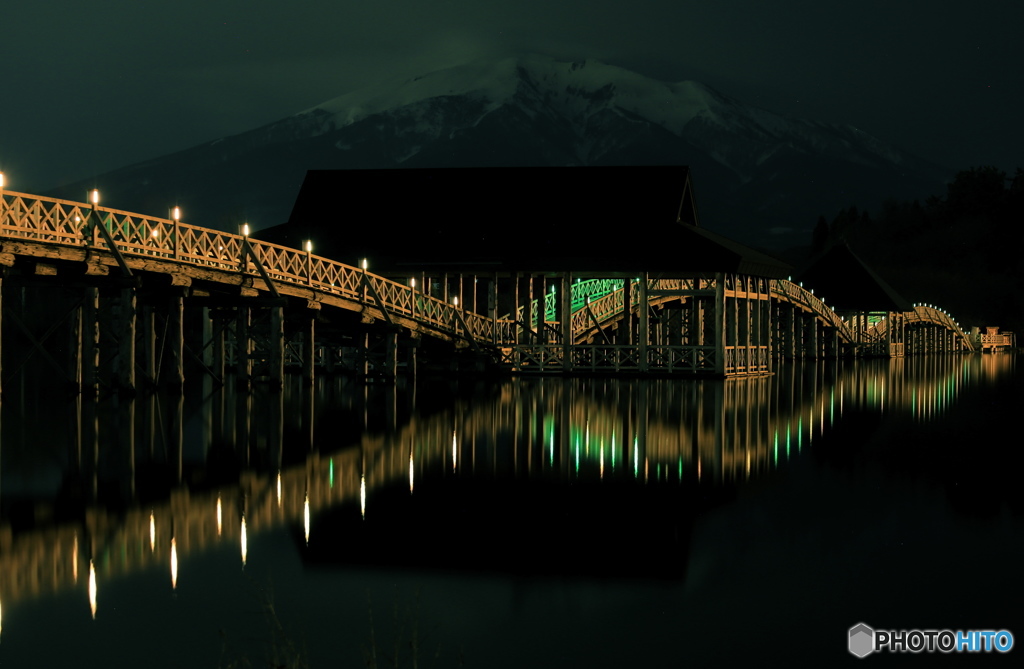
[906,305,975,350]
[0,190,495,343]
[769,279,854,341]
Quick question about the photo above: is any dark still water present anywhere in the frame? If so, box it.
[1,355,1021,667]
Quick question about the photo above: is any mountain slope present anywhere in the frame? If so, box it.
[45,55,948,247]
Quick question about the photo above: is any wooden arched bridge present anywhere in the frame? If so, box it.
[0,186,975,389]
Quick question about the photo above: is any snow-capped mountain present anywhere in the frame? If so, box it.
[46,55,947,246]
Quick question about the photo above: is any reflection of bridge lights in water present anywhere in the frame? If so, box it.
[277,472,282,508]
[149,512,155,552]
[216,497,222,536]
[73,534,79,583]
[88,560,97,619]
[409,451,414,494]
[360,476,366,520]
[304,493,310,545]
[241,516,247,569]
[452,431,457,472]
[171,538,178,590]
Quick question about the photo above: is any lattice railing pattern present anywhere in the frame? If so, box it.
[905,305,975,350]
[0,190,976,359]
[770,279,854,341]
[0,190,493,343]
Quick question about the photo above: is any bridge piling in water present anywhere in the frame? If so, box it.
[0,189,983,386]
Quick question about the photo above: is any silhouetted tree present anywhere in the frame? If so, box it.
[944,165,1007,219]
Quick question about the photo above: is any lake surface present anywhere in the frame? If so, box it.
[1,354,1021,667]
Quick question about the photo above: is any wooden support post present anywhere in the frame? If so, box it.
[537,276,546,345]
[714,273,726,376]
[143,307,157,390]
[384,330,398,378]
[561,272,572,372]
[524,274,534,344]
[269,304,284,390]
[71,298,83,394]
[490,274,498,346]
[302,310,315,386]
[406,337,419,379]
[236,304,251,389]
[621,278,632,345]
[83,287,100,395]
[783,306,794,359]
[359,332,370,378]
[114,288,136,395]
[512,272,520,347]
[201,307,214,372]
[807,313,819,359]
[212,309,226,383]
[638,272,649,372]
[166,291,184,393]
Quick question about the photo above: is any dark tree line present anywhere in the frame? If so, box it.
[806,165,1024,334]
[810,166,1024,256]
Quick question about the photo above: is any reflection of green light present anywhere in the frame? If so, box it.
[611,432,616,471]
[329,459,334,488]
[798,417,803,452]
[678,457,682,480]
[634,437,639,478]
[773,431,778,466]
[830,389,835,424]
[545,414,555,465]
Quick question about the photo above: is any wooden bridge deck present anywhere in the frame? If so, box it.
[0,187,976,386]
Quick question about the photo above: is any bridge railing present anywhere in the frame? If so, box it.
[770,279,854,341]
[906,305,974,350]
[0,190,496,344]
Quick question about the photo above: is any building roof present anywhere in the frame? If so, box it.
[257,166,792,278]
[795,243,913,312]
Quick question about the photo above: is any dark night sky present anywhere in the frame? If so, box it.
[1,1,1020,192]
